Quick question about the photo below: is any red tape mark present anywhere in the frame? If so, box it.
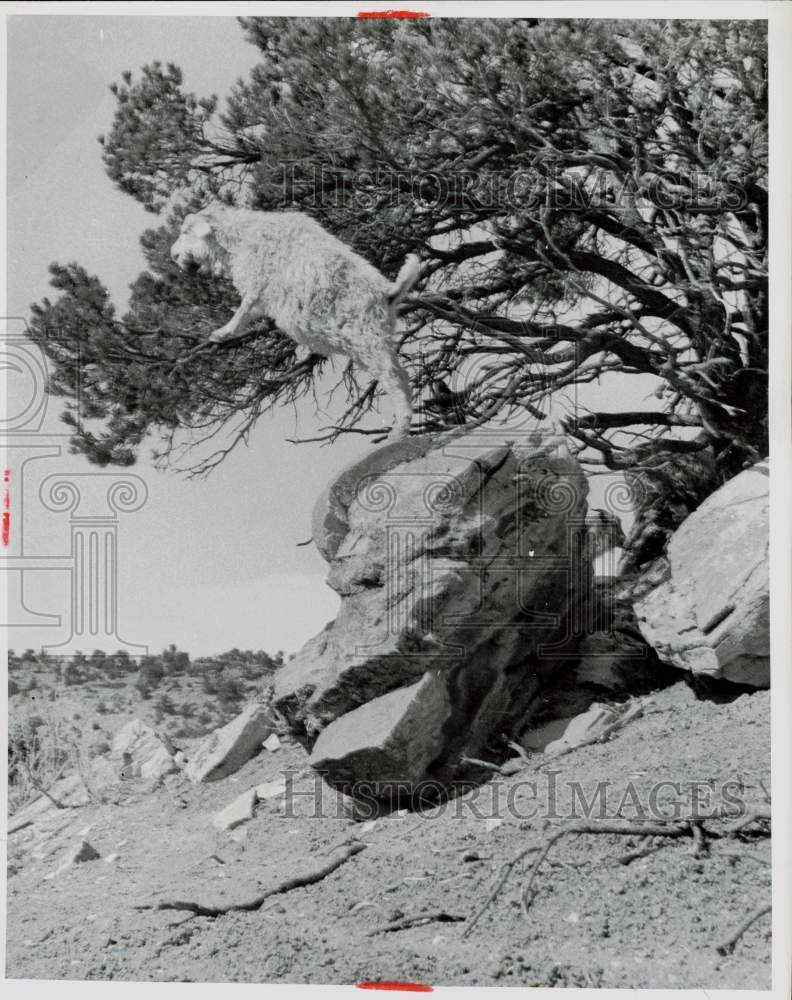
[2,469,9,547]
[357,984,433,992]
[357,10,430,18]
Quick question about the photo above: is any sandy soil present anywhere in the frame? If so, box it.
[6,681,771,988]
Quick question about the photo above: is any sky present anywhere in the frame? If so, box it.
[6,14,374,658]
[4,12,636,660]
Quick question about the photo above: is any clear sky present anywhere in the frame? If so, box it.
[6,13,632,659]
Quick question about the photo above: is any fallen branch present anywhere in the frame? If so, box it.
[534,701,648,770]
[519,821,692,918]
[717,849,771,867]
[17,758,67,811]
[8,818,35,835]
[723,807,771,836]
[689,821,707,859]
[368,911,465,936]
[459,755,502,773]
[464,811,771,938]
[134,841,366,918]
[716,903,771,956]
[615,835,667,866]
[462,845,542,938]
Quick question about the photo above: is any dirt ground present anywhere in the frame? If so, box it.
[6,681,771,988]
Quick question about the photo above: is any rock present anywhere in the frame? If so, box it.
[572,580,676,693]
[632,460,769,687]
[309,672,452,796]
[8,774,88,832]
[255,777,287,802]
[275,431,592,795]
[56,839,100,873]
[212,787,258,831]
[111,719,179,783]
[263,733,282,752]
[543,703,622,755]
[522,715,579,753]
[185,702,275,783]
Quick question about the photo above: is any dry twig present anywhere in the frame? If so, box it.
[134,841,366,918]
[368,911,466,936]
[464,810,771,939]
[723,808,771,836]
[716,903,771,956]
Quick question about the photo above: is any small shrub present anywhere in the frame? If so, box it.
[8,714,72,814]
[152,692,177,723]
[62,663,82,686]
[134,677,151,700]
[217,675,246,707]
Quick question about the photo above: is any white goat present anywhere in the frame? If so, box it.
[170,203,420,438]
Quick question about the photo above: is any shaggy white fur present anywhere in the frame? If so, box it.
[170,203,420,438]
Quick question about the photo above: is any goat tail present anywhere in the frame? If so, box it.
[388,254,421,306]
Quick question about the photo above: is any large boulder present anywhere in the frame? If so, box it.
[185,701,275,783]
[572,579,676,695]
[111,719,179,783]
[309,671,452,800]
[274,430,593,793]
[632,460,769,687]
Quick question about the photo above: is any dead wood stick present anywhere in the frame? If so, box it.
[717,849,771,867]
[615,835,663,865]
[689,821,706,858]
[465,821,685,937]
[368,911,466,936]
[520,821,691,918]
[535,702,647,770]
[459,755,502,772]
[134,841,366,918]
[716,903,771,956]
[8,818,35,835]
[462,845,542,938]
[723,808,771,836]
[18,759,67,810]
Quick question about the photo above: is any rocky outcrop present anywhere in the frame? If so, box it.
[309,671,452,800]
[185,702,275,783]
[111,719,179,783]
[632,460,769,688]
[274,431,593,795]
